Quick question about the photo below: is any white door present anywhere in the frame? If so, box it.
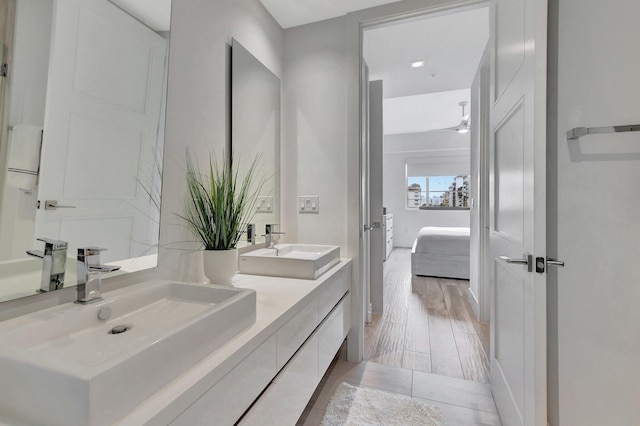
[361,61,372,322]
[489,0,547,424]
[35,0,167,263]
[368,80,384,314]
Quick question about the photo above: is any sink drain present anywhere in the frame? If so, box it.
[108,325,132,335]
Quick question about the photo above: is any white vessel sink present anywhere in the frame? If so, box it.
[0,280,256,426]
[239,244,340,280]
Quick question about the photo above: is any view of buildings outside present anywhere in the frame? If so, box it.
[407,175,470,208]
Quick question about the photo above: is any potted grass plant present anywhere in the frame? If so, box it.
[179,151,263,285]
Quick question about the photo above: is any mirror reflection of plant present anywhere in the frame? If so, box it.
[138,146,164,216]
[125,146,163,259]
[179,150,264,251]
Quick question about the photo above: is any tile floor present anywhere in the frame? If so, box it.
[298,360,501,426]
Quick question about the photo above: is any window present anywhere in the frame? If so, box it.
[407,175,470,209]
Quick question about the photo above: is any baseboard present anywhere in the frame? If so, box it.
[464,285,480,321]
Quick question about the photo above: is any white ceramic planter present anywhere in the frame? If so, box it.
[202,249,238,285]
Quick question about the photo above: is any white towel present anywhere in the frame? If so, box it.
[5,124,43,190]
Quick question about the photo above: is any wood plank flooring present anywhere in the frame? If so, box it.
[297,359,502,426]
[365,248,490,383]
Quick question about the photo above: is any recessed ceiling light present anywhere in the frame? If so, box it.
[410,61,425,69]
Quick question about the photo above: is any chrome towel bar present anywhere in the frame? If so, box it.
[567,124,640,140]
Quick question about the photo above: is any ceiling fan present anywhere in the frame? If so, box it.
[429,101,470,134]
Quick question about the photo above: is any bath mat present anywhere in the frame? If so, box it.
[320,382,443,426]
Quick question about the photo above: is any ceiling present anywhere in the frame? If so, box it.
[384,89,470,135]
[110,0,171,32]
[364,7,489,99]
[259,0,404,29]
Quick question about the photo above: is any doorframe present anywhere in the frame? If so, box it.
[355,0,493,362]
[477,45,492,324]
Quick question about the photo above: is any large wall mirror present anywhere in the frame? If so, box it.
[0,0,171,303]
[231,39,280,241]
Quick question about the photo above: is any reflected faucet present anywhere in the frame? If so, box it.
[75,247,121,304]
[26,238,68,292]
[246,223,256,245]
[262,224,286,252]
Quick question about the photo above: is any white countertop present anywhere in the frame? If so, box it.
[117,259,352,425]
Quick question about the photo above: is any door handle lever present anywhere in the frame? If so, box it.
[44,200,76,210]
[499,254,533,272]
[500,256,528,265]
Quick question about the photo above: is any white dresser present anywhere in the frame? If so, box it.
[383,214,393,260]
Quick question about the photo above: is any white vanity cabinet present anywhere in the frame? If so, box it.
[166,262,351,426]
[169,335,277,426]
[240,294,350,426]
[276,297,319,370]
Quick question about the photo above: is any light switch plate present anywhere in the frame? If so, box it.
[299,196,319,214]
[256,196,273,213]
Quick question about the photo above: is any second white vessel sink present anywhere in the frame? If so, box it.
[239,244,340,280]
[0,280,256,426]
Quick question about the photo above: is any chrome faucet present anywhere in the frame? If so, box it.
[26,238,68,292]
[75,247,121,304]
[263,224,286,249]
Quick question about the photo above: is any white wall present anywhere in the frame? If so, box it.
[281,17,348,250]
[150,0,283,283]
[548,0,640,424]
[383,131,470,247]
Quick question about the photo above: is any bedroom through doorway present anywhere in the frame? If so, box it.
[362,4,491,384]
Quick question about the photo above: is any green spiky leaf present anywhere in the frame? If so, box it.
[178,150,264,250]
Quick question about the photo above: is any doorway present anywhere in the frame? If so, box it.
[361,4,491,384]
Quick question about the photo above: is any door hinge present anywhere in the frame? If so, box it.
[0,63,8,77]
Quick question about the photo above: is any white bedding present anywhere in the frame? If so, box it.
[414,227,470,256]
[411,227,470,279]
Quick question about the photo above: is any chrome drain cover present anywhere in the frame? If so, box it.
[108,325,132,335]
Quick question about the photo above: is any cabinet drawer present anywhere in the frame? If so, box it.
[239,335,319,426]
[318,264,350,320]
[277,297,318,370]
[170,335,277,426]
[318,293,350,375]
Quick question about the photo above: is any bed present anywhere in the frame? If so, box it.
[411,227,470,280]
